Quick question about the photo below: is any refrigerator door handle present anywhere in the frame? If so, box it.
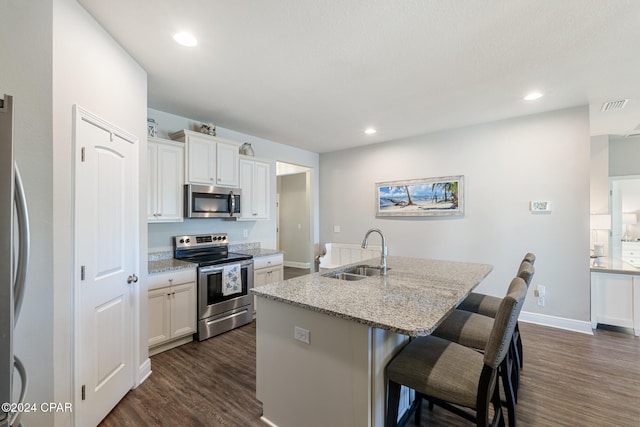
[8,355,28,427]
[13,164,29,323]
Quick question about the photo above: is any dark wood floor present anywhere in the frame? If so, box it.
[100,320,640,427]
[283,266,310,280]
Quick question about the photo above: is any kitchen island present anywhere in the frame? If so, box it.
[253,256,492,427]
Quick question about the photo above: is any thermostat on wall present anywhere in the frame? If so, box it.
[530,200,551,213]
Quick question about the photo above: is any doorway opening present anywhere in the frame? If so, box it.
[276,162,314,274]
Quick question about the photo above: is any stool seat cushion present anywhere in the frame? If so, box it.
[432,309,493,350]
[387,335,484,409]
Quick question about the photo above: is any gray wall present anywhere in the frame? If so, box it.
[0,1,148,425]
[609,135,640,177]
[320,106,591,322]
[278,173,310,266]
[0,1,54,425]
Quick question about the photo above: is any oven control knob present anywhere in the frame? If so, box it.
[179,239,184,243]
[185,238,190,243]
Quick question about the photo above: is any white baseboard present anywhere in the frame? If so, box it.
[283,261,310,269]
[519,311,594,335]
[136,357,152,387]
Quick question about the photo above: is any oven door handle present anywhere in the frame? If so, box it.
[199,265,225,275]
[205,309,249,326]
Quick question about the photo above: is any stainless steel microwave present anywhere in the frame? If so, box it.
[185,184,242,218]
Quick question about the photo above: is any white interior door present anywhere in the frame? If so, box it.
[74,106,138,426]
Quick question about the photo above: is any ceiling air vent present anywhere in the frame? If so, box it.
[601,99,629,111]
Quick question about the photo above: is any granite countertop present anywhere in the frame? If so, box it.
[148,258,197,275]
[590,257,640,275]
[252,256,493,337]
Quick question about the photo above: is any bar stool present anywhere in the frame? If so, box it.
[386,277,527,427]
[431,267,532,426]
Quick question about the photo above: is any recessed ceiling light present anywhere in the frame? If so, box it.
[173,32,197,47]
[524,92,543,101]
[364,128,377,135]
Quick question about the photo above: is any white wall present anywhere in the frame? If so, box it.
[320,106,591,322]
[0,1,54,426]
[146,108,320,252]
[52,0,148,425]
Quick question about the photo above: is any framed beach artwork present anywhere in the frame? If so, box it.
[375,176,464,217]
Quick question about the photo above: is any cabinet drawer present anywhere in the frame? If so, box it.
[149,268,196,290]
[254,254,283,270]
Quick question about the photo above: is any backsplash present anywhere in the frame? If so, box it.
[148,242,261,261]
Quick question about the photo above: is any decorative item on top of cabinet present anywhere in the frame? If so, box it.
[147,118,158,137]
[147,137,184,222]
[148,268,197,355]
[169,129,240,188]
[200,122,216,136]
[253,253,284,315]
[240,142,254,156]
[239,156,272,220]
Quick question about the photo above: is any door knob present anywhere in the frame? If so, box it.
[127,274,139,284]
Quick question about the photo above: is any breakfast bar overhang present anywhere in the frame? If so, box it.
[253,256,493,427]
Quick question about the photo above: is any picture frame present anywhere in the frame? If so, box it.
[375,175,464,217]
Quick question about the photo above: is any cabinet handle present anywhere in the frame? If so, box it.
[169,279,173,284]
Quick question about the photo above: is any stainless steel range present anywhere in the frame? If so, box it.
[174,233,254,341]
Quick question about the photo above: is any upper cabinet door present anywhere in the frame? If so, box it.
[148,137,184,223]
[187,134,216,185]
[239,157,271,220]
[170,130,240,187]
[156,142,184,221]
[216,141,240,187]
[252,160,270,219]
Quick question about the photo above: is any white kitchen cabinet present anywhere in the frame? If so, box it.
[170,129,240,187]
[148,268,197,355]
[239,156,271,220]
[590,271,640,336]
[622,241,640,267]
[147,137,184,222]
[253,253,284,314]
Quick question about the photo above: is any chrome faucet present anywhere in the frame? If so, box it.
[361,228,388,275]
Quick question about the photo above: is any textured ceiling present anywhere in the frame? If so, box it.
[78,0,640,153]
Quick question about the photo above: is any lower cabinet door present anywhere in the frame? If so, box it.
[170,282,197,338]
[148,287,171,347]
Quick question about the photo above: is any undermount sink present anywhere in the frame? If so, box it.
[323,272,367,281]
[344,265,385,276]
[322,265,387,281]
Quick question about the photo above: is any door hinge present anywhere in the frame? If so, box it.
[81,147,86,162]
[81,385,86,400]
[81,266,85,280]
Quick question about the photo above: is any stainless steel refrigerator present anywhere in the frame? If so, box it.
[1,95,30,427]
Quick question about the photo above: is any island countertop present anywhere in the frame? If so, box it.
[252,256,493,336]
